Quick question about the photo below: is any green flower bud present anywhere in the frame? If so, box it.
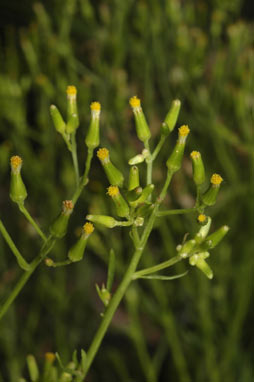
[129,96,151,142]
[136,203,154,218]
[27,355,39,382]
[162,99,181,135]
[128,153,145,165]
[190,151,205,185]
[85,102,101,149]
[86,214,118,228]
[50,105,66,135]
[194,216,212,244]
[129,184,154,208]
[126,187,143,203]
[97,148,124,187]
[43,352,56,381]
[96,284,111,306]
[66,86,79,127]
[202,225,229,250]
[202,173,223,206]
[195,257,213,279]
[68,222,94,262]
[60,372,72,382]
[10,156,27,204]
[166,125,190,173]
[128,166,140,191]
[107,186,130,218]
[179,239,196,258]
[66,113,79,134]
[50,200,74,238]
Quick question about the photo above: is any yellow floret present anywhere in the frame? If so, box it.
[129,96,141,108]
[178,125,190,137]
[83,222,94,235]
[190,151,201,159]
[211,173,223,185]
[45,352,56,362]
[66,85,77,95]
[198,214,206,223]
[10,155,22,169]
[107,185,119,197]
[90,101,101,111]
[97,148,109,161]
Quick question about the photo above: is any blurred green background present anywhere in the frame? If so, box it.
[0,0,253,381]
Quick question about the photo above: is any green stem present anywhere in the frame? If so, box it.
[81,169,174,378]
[151,135,166,161]
[157,207,197,217]
[72,148,93,204]
[71,132,80,187]
[0,236,55,321]
[144,140,152,186]
[132,254,182,280]
[0,219,30,271]
[18,204,47,242]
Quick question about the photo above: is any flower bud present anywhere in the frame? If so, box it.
[128,153,145,165]
[202,173,223,206]
[9,156,27,204]
[136,203,154,218]
[194,216,211,244]
[27,355,39,382]
[68,222,94,262]
[50,200,74,238]
[107,186,130,218]
[66,113,79,134]
[86,214,118,228]
[85,102,101,149]
[129,184,154,208]
[202,225,229,250]
[43,353,56,382]
[129,96,151,142]
[96,284,111,306]
[66,86,78,126]
[97,148,124,187]
[179,239,196,258]
[128,166,140,191]
[162,99,181,135]
[166,125,190,173]
[190,151,205,185]
[50,105,66,135]
[126,187,143,203]
[189,252,213,279]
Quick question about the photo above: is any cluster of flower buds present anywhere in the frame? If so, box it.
[176,217,229,278]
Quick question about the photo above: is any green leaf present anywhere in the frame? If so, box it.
[55,353,64,370]
[106,249,115,291]
[72,349,78,367]
[138,271,188,280]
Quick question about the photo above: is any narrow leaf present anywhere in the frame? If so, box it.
[80,349,87,372]
[138,271,188,280]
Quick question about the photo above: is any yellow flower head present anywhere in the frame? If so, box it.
[66,85,77,96]
[90,101,101,111]
[178,125,190,137]
[83,222,94,235]
[107,185,119,197]
[197,214,206,223]
[97,148,109,161]
[211,173,223,186]
[45,352,56,363]
[10,155,22,170]
[190,151,201,160]
[129,96,141,108]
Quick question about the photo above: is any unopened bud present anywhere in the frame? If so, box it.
[128,166,140,191]
[162,99,181,134]
[86,214,118,228]
[50,105,66,135]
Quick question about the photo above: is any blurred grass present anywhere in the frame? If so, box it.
[0,0,253,381]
